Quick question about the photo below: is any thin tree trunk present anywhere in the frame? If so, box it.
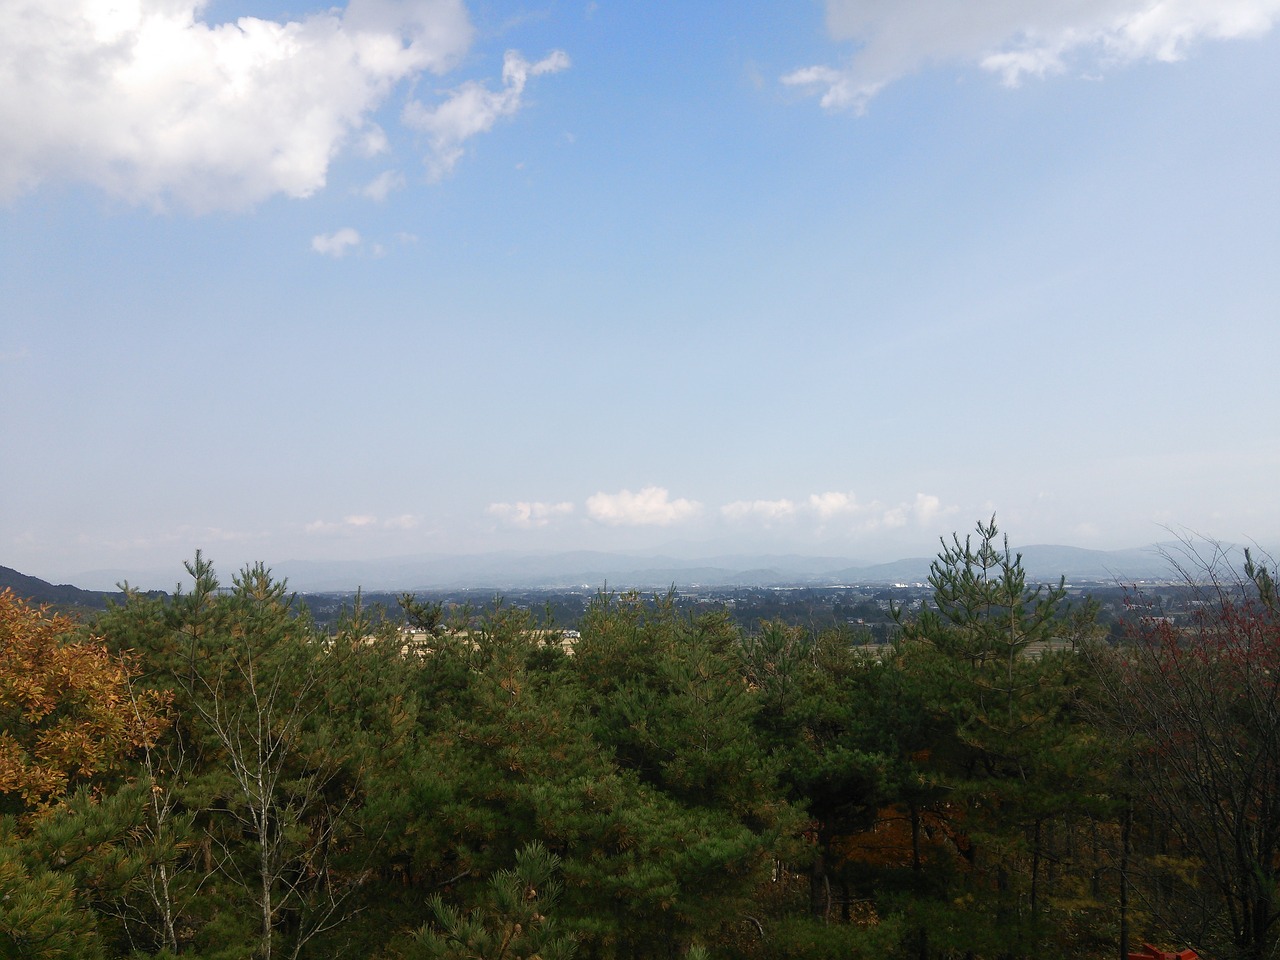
[1031,818,1042,918]
[1120,792,1132,960]
[911,801,922,872]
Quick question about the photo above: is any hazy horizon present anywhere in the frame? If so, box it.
[5,0,1278,581]
[31,536,1240,595]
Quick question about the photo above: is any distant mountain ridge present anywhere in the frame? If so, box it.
[264,543,1181,592]
[1008,544,1175,581]
[27,541,1228,596]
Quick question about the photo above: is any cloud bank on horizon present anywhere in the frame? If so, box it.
[0,0,567,211]
[480,488,954,537]
[786,0,1280,111]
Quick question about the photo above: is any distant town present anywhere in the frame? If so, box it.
[1,560,1218,643]
[298,577,1199,644]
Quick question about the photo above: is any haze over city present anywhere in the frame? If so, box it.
[3,0,1279,586]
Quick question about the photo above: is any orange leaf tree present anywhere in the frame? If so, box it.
[0,588,168,810]
[0,588,169,958]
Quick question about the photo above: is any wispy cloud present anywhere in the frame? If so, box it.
[403,49,570,179]
[785,0,1280,111]
[311,227,362,257]
[358,169,405,202]
[721,498,797,523]
[586,486,701,527]
[306,517,357,534]
[487,500,575,528]
[384,514,421,530]
[0,346,30,363]
[304,513,420,534]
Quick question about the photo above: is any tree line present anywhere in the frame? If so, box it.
[3,518,1279,960]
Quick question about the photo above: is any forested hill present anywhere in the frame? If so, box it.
[0,564,160,608]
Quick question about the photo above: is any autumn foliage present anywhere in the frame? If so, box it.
[0,588,167,808]
[1109,552,1280,960]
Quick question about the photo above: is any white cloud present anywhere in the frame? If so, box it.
[785,0,1280,111]
[793,490,957,533]
[586,486,701,527]
[866,492,956,530]
[359,169,405,201]
[304,513,417,534]
[487,500,575,528]
[403,48,570,179]
[878,493,950,529]
[356,123,390,157]
[0,0,473,209]
[305,518,346,534]
[311,227,362,256]
[911,492,947,527]
[808,491,862,520]
[721,498,797,523]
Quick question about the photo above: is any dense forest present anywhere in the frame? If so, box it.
[4,518,1280,960]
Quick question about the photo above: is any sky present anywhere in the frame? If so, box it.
[3,0,1280,585]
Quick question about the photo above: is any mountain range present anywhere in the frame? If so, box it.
[273,544,1195,592]
[34,542,1219,595]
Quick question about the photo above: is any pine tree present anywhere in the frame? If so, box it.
[94,555,412,958]
[404,842,576,960]
[892,517,1109,958]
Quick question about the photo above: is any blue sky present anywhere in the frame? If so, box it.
[3,0,1279,584]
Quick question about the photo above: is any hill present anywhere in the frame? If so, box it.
[0,565,146,609]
